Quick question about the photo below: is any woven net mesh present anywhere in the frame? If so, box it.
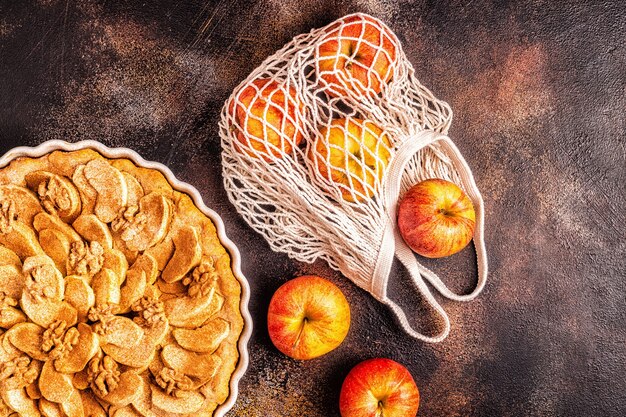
[219,13,486,342]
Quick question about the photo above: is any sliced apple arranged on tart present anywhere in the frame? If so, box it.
[0,149,244,417]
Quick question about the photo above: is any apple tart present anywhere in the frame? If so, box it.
[0,148,245,417]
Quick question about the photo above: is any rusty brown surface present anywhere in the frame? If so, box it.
[1,1,625,416]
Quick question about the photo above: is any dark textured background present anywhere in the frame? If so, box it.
[1,1,625,416]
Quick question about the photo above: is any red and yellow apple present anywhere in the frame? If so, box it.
[308,118,391,202]
[228,77,304,161]
[267,275,350,360]
[339,358,420,417]
[316,14,398,98]
[397,178,476,258]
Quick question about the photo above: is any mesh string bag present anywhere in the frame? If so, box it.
[219,13,488,343]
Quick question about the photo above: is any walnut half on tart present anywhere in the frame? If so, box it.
[0,147,245,417]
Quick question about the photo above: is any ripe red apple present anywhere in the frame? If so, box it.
[267,275,350,360]
[316,14,398,98]
[308,118,391,202]
[228,77,304,161]
[397,178,476,258]
[339,358,420,417]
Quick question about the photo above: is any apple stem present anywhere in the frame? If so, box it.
[292,317,308,349]
[345,44,357,71]
[376,400,385,417]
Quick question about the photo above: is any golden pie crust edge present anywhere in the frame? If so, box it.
[0,143,248,417]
